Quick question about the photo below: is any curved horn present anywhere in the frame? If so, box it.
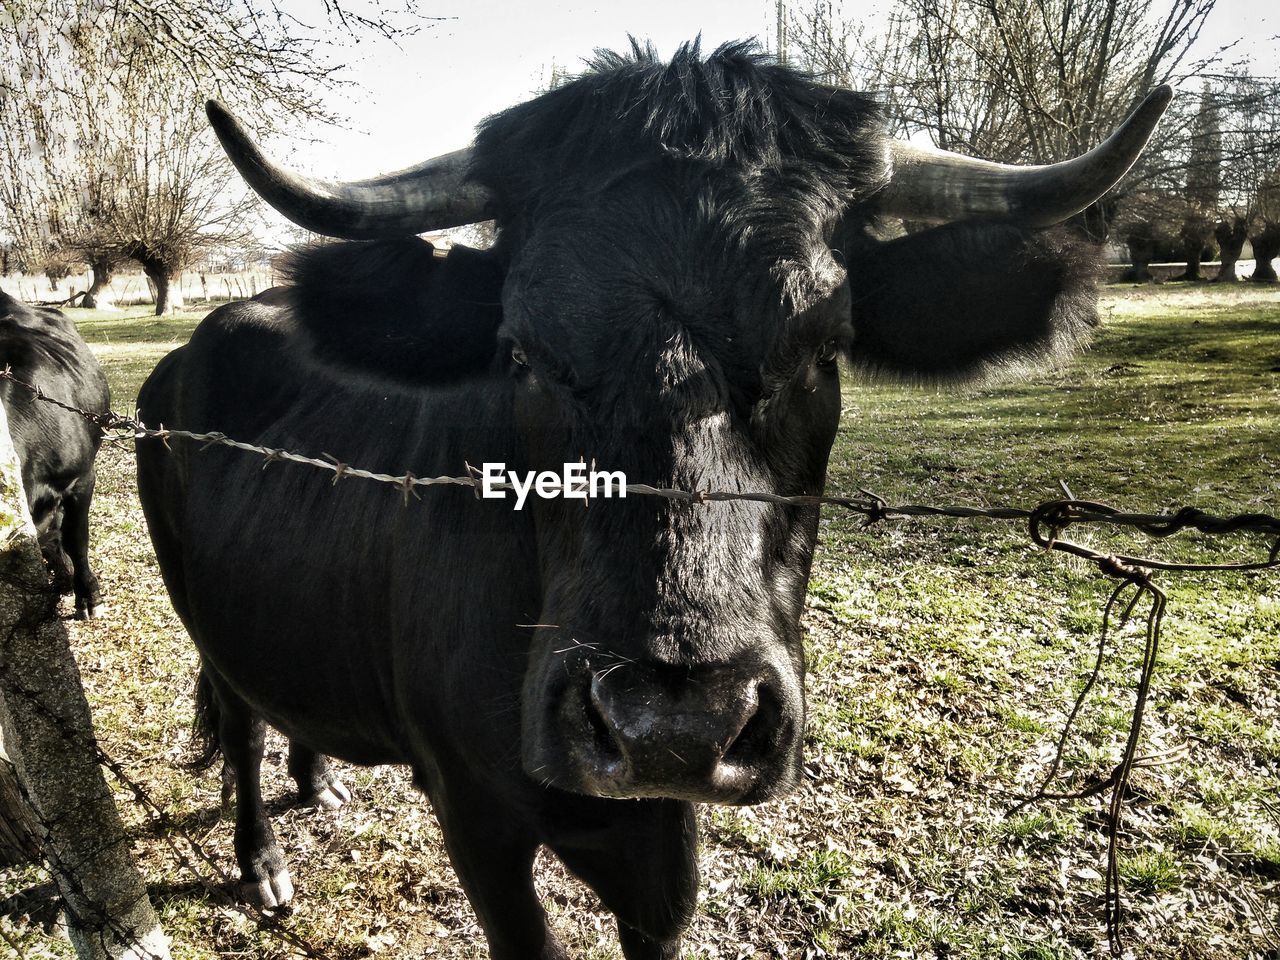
[876,85,1173,226]
[206,101,493,240]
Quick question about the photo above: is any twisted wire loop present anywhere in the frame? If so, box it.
[3,368,1278,956]
[4,367,1280,549]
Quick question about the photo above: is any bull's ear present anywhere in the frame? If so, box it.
[842,222,1101,382]
[283,238,505,384]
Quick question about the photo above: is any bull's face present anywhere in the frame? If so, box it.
[500,174,855,802]
[207,42,1170,806]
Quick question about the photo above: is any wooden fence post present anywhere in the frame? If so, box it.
[0,402,170,959]
[0,723,42,866]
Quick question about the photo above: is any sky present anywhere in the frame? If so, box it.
[272,0,1277,182]
[290,0,786,173]
[1194,0,1279,72]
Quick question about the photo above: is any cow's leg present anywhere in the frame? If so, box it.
[36,505,74,595]
[39,532,74,595]
[211,678,293,908]
[287,742,351,810]
[425,773,567,960]
[60,472,102,618]
[546,799,698,960]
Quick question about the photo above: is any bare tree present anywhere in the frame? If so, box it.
[1250,165,1280,282]
[1172,83,1218,280]
[0,727,42,867]
[1208,74,1280,282]
[0,0,426,313]
[88,72,257,313]
[793,0,1214,152]
[786,0,1217,242]
[1122,73,1280,284]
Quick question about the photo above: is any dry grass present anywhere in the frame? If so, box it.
[1,281,1278,959]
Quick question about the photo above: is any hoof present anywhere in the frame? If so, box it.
[74,603,107,621]
[302,778,351,810]
[238,868,294,909]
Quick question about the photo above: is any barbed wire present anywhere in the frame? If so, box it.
[3,366,1278,957]
[4,367,1278,557]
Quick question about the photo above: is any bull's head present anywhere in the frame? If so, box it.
[208,42,1169,806]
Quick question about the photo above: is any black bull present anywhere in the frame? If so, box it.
[0,290,108,618]
[136,43,1169,960]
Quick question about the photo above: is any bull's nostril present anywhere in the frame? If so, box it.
[584,678,623,765]
[722,682,780,766]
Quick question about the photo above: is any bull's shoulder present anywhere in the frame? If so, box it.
[0,290,76,334]
[142,240,506,433]
[188,288,297,344]
[140,295,303,436]
[154,289,299,388]
[280,238,505,384]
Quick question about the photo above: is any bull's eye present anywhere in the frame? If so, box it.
[511,344,530,368]
[816,338,839,367]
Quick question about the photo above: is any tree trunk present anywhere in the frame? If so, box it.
[1173,218,1213,282]
[1176,247,1204,282]
[0,403,171,960]
[1120,226,1157,283]
[81,259,116,310]
[1213,218,1247,283]
[1249,224,1280,283]
[144,266,184,316]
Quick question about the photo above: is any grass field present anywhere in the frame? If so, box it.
[1,283,1278,959]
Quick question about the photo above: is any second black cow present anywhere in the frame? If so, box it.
[0,290,108,618]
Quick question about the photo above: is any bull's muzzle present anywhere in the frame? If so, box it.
[530,658,802,805]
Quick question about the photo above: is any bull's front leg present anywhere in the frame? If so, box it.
[419,767,568,960]
[545,797,698,960]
